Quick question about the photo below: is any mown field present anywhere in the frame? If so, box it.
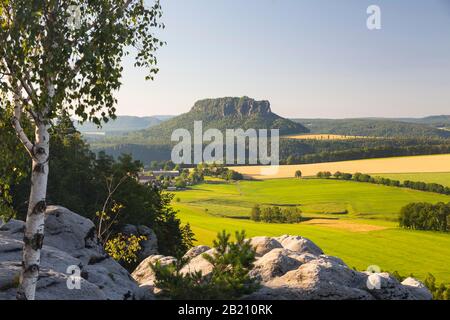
[232,154,450,179]
[172,177,450,283]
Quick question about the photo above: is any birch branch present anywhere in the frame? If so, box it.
[11,92,34,157]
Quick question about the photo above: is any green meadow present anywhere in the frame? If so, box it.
[172,177,450,283]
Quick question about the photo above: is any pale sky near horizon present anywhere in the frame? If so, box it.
[115,0,450,118]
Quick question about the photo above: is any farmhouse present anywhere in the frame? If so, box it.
[138,173,155,185]
[152,170,180,178]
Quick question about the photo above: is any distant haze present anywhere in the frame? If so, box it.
[116,0,450,119]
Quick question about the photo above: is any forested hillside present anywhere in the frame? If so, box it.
[395,115,450,128]
[292,118,450,138]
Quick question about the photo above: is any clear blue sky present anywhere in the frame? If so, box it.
[116,0,450,118]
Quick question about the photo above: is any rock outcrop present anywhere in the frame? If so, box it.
[132,255,177,288]
[121,224,158,262]
[1,209,432,301]
[132,235,432,300]
[192,97,272,117]
[249,237,283,257]
[0,206,151,300]
[183,245,211,260]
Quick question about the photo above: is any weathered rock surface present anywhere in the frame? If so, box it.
[180,248,216,277]
[183,245,211,260]
[249,237,283,257]
[401,277,433,300]
[0,206,150,300]
[132,235,432,300]
[132,255,177,287]
[121,224,158,262]
[275,235,323,256]
[249,248,302,282]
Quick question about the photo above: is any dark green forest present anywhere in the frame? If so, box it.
[0,113,193,257]
[91,136,450,166]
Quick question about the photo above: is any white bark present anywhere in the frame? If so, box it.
[16,121,50,300]
[15,80,54,300]
[11,95,34,156]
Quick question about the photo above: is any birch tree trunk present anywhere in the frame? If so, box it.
[16,121,50,300]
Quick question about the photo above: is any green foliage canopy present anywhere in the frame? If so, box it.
[0,0,164,125]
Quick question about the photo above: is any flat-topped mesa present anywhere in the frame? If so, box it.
[139,96,309,144]
[191,97,272,118]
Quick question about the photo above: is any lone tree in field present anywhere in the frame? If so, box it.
[0,0,163,300]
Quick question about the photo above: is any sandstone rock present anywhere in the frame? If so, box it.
[183,245,211,260]
[0,206,149,300]
[275,235,323,256]
[363,272,420,300]
[246,255,372,300]
[121,224,138,235]
[0,219,24,235]
[130,234,432,301]
[121,224,159,261]
[132,248,218,296]
[136,225,159,260]
[132,255,176,287]
[288,252,317,265]
[134,285,156,300]
[43,206,104,263]
[401,277,433,300]
[249,237,282,257]
[0,261,106,300]
[249,248,302,282]
[180,248,216,276]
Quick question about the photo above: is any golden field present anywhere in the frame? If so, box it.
[232,154,450,179]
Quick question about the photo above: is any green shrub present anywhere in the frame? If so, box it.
[424,273,450,300]
[316,171,331,179]
[250,205,261,222]
[105,233,147,271]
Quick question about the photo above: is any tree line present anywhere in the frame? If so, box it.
[281,141,450,166]
[399,202,450,232]
[91,135,450,167]
[315,171,450,196]
[250,205,302,224]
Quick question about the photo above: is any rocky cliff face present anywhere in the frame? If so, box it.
[192,97,272,118]
[139,96,309,144]
[132,235,432,300]
[0,206,152,300]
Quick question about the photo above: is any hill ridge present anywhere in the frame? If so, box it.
[127,96,309,144]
